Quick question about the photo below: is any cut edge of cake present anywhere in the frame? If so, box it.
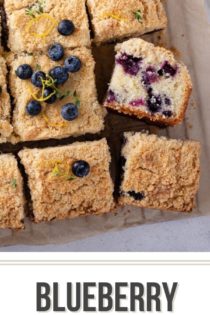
[104,38,192,126]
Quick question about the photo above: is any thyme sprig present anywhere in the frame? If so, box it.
[26,0,45,18]
[133,10,143,23]
[11,179,17,189]
[41,75,80,105]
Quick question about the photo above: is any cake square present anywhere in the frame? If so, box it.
[120,132,200,212]
[4,0,91,53]
[19,139,115,223]
[7,47,105,143]
[86,0,167,44]
[104,38,192,126]
[0,13,2,49]
[0,154,25,229]
[0,56,13,143]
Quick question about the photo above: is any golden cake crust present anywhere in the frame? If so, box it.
[7,47,105,143]
[119,132,201,212]
[4,0,91,53]
[104,38,192,126]
[19,139,115,223]
[0,154,25,229]
[0,56,13,143]
[87,0,167,44]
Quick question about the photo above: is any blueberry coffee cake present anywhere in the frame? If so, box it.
[19,139,115,223]
[0,56,13,143]
[86,0,167,44]
[4,0,90,53]
[119,132,200,212]
[7,46,105,142]
[104,38,192,126]
[0,154,25,229]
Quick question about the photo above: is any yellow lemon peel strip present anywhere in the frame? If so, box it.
[28,85,56,102]
[26,13,57,39]
[51,163,76,181]
[42,113,67,128]
[100,12,128,22]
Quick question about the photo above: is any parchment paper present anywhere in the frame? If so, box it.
[0,0,210,247]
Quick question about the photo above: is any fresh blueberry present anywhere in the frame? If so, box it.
[26,100,42,116]
[15,64,33,80]
[116,53,142,76]
[147,94,162,113]
[48,43,64,61]
[72,160,90,178]
[43,87,57,104]
[49,66,69,85]
[128,191,145,201]
[61,103,78,121]
[31,71,46,88]
[58,20,75,36]
[162,110,173,117]
[64,56,81,73]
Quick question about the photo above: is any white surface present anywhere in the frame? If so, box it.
[1,256,210,315]
[1,216,210,251]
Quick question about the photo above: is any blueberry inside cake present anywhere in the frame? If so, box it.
[104,38,192,126]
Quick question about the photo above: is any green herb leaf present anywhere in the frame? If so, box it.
[56,90,72,100]
[133,10,143,23]
[35,64,41,71]
[73,91,80,107]
[75,99,80,107]
[11,179,17,189]
[26,0,45,18]
[67,175,76,181]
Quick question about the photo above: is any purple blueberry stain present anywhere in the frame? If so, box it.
[128,191,145,201]
[142,66,158,86]
[164,97,171,106]
[107,90,116,103]
[147,94,162,113]
[116,53,142,76]
[129,99,145,107]
[162,110,173,117]
[147,87,153,96]
[158,61,177,77]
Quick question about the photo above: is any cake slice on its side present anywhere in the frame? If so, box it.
[87,0,167,44]
[119,132,200,212]
[19,139,115,223]
[0,154,25,229]
[0,56,13,143]
[104,38,192,126]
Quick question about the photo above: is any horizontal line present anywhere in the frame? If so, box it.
[0,260,210,266]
